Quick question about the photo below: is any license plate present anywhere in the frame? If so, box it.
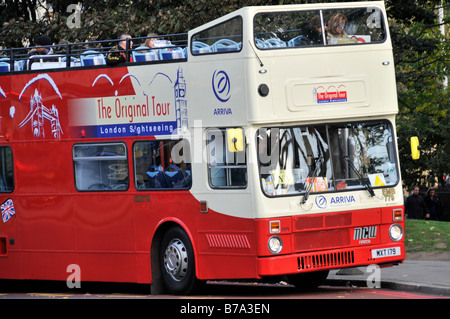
[371,246,401,259]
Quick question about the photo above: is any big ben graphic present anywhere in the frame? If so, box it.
[174,67,188,134]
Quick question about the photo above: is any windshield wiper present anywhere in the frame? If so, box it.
[343,156,375,197]
[301,155,323,204]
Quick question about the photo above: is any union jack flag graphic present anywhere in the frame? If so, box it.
[1,199,15,223]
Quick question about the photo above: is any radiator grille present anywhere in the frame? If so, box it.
[298,250,355,270]
[294,228,351,251]
[294,215,323,230]
[294,212,353,231]
[325,212,352,228]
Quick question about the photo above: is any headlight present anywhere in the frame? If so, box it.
[268,236,283,254]
[389,224,403,241]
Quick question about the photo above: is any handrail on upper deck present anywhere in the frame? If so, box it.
[0,33,189,73]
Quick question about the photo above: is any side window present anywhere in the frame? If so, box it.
[253,6,386,49]
[254,10,324,48]
[191,16,243,55]
[73,143,129,191]
[207,128,247,188]
[324,7,386,45]
[134,140,191,190]
[0,146,14,192]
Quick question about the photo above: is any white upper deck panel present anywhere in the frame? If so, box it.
[187,1,397,128]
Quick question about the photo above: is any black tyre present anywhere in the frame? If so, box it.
[286,270,329,290]
[159,226,202,295]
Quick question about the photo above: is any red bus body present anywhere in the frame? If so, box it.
[0,2,405,294]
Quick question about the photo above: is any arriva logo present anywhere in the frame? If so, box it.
[315,195,356,209]
[330,195,356,205]
[212,70,231,102]
[315,195,327,209]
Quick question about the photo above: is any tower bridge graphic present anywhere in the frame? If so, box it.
[19,89,62,139]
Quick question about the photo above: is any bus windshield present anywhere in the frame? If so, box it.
[258,120,398,197]
[254,6,385,48]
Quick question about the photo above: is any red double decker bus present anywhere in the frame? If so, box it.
[0,2,408,294]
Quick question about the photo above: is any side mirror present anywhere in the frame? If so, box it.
[227,128,244,152]
[410,136,420,160]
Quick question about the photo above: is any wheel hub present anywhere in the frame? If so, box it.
[163,238,188,282]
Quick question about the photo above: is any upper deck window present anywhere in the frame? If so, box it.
[191,16,243,55]
[254,6,386,49]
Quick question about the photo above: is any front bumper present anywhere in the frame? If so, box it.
[258,242,405,276]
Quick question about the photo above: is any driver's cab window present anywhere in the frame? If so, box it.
[207,128,247,188]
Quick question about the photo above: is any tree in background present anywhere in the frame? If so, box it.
[389,0,449,188]
[0,0,448,190]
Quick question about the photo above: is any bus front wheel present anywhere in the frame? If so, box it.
[159,226,202,295]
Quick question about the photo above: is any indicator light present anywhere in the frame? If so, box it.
[393,209,403,221]
[270,220,280,233]
[200,200,208,213]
